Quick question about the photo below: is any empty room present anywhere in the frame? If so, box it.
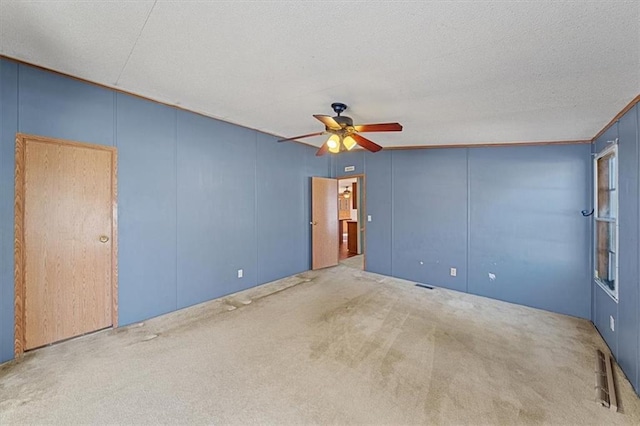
[1,1,640,424]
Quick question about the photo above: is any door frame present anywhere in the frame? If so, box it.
[337,173,366,270]
[14,133,119,357]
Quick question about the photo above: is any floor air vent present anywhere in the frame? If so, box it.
[415,283,434,290]
[595,349,618,412]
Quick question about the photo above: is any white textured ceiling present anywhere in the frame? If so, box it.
[1,1,639,147]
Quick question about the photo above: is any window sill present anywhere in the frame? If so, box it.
[595,279,618,303]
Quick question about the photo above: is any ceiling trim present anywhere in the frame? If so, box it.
[382,139,591,150]
[0,54,632,151]
[591,94,640,142]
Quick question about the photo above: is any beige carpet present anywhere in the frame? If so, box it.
[1,265,639,425]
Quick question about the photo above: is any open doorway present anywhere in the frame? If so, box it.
[338,176,365,270]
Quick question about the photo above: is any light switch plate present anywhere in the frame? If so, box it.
[367,215,372,222]
[238,269,243,278]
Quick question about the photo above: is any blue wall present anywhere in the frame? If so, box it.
[393,149,468,293]
[361,151,392,276]
[0,60,19,365]
[0,59,330,363]
[592,104,640,394]
[467,146,592,316]
[336,144,592,320]
[116,94,178,323]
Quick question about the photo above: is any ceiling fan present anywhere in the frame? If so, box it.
[278,103,403,156]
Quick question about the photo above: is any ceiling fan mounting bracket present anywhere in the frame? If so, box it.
[331,102,348,116]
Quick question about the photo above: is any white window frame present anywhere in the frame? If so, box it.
[593,143,619,302]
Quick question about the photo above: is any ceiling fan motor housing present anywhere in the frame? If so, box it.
[332,115,354,129]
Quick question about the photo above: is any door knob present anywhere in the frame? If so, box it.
[310,221,317,226]
[99,235,109,243]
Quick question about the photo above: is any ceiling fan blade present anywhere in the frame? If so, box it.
[353,123,403,132]
[351,133,383,153]
[316,142,329,156]
[313,114,342,130]
[278,131,325,142]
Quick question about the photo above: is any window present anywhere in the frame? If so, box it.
[594,144,618,300]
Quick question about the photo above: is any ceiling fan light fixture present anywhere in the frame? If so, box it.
[343,135,357,151]
[342,187,351,199]
[327,134,341,154]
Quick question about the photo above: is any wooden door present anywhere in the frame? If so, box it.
[15,134,117,353]
[311,177,338,270]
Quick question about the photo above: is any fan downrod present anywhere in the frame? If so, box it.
[331,102,348,116]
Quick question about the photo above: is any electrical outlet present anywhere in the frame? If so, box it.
[610,315,615,331]
[237,269,243,278]
[450,267,457,277]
